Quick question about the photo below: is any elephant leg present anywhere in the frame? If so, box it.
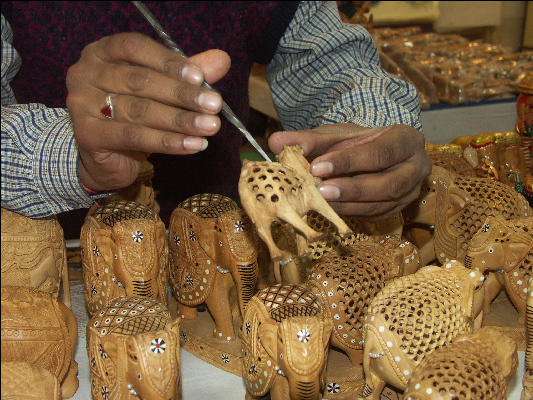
[177,302,198,320]
[256,222,284,262]
[270,376,290,400]
[483,272,502,315]
[61,360,79,399]
[346,348,364,367]
[61,252,72,309]
[276,206,322,244]
[360,368,385,400]
[205,274,235,341]
[245,390,263,400]
[276,258,302,284]
[418,239,436,266]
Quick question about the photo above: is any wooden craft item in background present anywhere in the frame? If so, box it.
[522,278,533,400]
[239,145,352,281]
[466,215,533,323]
[426,149,476,177]
[403,326,517,400]
[169,193,258,342]
[402,165,531,266]
[360,261,485,399]
[87,296,180,400]
[1,286,78,399]
[305,237,420,367]
[1,361,61,400]
[1,207,71,308]
[240,284,333,400]
[80,200,169,316]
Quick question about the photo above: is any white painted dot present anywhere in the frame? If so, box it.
[205,269,210,275]
[267,360,271,366]
[104,268,109,273]
[218,332,222,337]
[445,263,452,269]
[404,370,410,376]
[395,356,401,362]
[405,258,410,264]
[227,337,231,341]
[518,280,523,285]
[514,272,519,276]
[103,281,106,286]
[207,260,211,264]
[426,388,432,394]
[379,326,385,333]
[386,341,393,348]
[371,316,375,322]
[415,383,420,390]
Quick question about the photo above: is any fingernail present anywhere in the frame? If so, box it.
[194,115,218,131]
[181,65,203,84]
[196,92,222,112]
[183,137,208,152]
[319,184,340,200]
[312,161,334,177]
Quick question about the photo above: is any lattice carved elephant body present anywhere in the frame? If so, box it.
[239,145,352,268]
[81,201,168,316]
[465,215,533,323]
[305,237,420,366]
[240,284,333,400]
[1,207,70,307]
[0,286,78,399]
[403,326,518,400]
[169,194,258,341]
[86,296,180,400]
[1,361,61,400]
[403,166,531,265]
[359,261,485,400]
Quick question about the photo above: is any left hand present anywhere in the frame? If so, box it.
[268,123,432,219]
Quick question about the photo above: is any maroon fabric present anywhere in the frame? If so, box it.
[6,1,295,236]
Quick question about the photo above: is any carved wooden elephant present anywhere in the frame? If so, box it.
[81,200,168,316]
[403,326,517,400]
[523,278,533,400]
[239,145,351,265]
[1,207,71,308]
[1,361,61,400]
[465,215,533,323]
[240,284,333,400]
[305,236,420,367]
[169,193,258,341]
[402,165,531,266]
[87,296,180,400]
[1,286,78,399]
[359,261,485,400]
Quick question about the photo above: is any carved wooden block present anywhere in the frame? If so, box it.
[360,261,485,399]
[239,145,351,266]
[1,286,78,398]
[305,237,419,367]
[241,284,333,400]
[466,215,533,323]
[1,208,70,307]
[80,200,168,316]
[169,193,258,342]
[403,166,531,265]
[1,361,61,400]
[87,296,180,400]
[403,326,517,400]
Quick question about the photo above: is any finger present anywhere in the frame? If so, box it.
[94,64,222,113]
[105,94,221,135]
[188,49,231,85]
[76,118,209,155]
[310,125,426,177]
[317,158,426,203]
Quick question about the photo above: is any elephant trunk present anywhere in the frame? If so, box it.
[233,261,258,317]
[287,373,322,400]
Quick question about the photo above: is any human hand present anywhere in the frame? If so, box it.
[268,123,432,219]
[66,32,231,192]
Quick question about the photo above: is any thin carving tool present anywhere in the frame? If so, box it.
[132,1,273,162]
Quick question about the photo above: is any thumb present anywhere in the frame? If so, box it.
[188,49,231,85]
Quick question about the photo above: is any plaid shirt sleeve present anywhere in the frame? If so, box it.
[266,1,422,131]
[1,14,96,217]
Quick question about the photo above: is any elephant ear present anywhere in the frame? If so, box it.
[168,207,217,306]
[258,320,279,361]
[81,217,122,316]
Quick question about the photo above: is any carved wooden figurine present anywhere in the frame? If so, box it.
[402,165,531,266]
[305,237,420,366]
[1,207,71,307]
[81,200,169,316]
[1,361,61,400]
[522,278,533,400]
[359,261,485,399]
[1,286,78,398]
[426,149,476,177]
[241,284,333,400]
[169,193,258,341]
[87,296,180,400]
[465,215,533,323]
[403,326,518,400]
[239,145,352,266]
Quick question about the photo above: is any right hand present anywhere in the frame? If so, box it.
[66,32,231,192]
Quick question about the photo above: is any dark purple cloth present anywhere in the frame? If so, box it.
[5,1,298,236]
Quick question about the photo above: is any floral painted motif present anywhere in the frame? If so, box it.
[98,344,108,359]
[186,276,194,286]
[221,353,230,363]
[249,364,257,376]
[132,231,144,242]
[245,322,251,334]
[150,338,166,354]
[234,221,245,232]
[297,329,311,343]
[180,332,188,342]
[91,285,97,295]
[101,386,109,399]
[173,236,181,246]
[93,246,100,256]
[327,382,340,393]
[189,231,198,241]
